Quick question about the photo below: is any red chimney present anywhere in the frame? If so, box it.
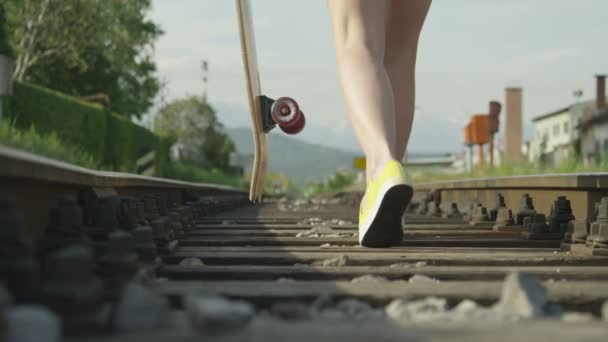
[597,74,606,110]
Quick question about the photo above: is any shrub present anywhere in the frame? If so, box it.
[8,81,107,159]
[6,81,169,174]
[0,121,101,169]
[0,3,12,56]
[162,161,247,188]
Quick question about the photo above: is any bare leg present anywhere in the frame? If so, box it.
[385,0,431,161]
[326,0,396,185]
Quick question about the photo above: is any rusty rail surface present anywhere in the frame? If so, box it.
[1,147,608,341]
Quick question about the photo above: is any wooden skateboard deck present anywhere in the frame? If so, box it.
[236,0,306,202]
[236,0,267,202]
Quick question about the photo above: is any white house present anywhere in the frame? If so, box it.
[528,100,596,165]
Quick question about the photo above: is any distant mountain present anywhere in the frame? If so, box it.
[226,127,358,187]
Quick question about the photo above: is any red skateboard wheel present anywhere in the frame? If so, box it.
[271,97,303,130]
[278,112,305,134]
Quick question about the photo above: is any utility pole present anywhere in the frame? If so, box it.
[201,60,209,101]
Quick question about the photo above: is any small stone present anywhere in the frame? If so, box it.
[270,302,311,320]
[168,310,191,334]
[453,299,479,313]
[325,233,348,238]
[1,283,10,311]
[561,312,595,323]
[293,199,309,206]
[310,294,334,312]
[297,225,342,238]
[415,261,428,267]
[185,295,254,335]
[113,282,170,333]
[315,308,346,321]
[276,277,296,283]
[319,243,332,248]
[351,274,388,284]
[451,300,515,321]
[313,255,349,267]
[494,272,548,318]
[389,263,413,268]
[6,306,61,342]
[408,275,440,284]
[179,258,205,267]
[336,299,377,319]
[385,297,447,322]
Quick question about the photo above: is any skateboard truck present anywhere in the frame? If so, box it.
[258,95,277,133]
[258,95,306,135]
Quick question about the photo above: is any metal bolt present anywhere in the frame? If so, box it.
[133,226,158,262]
[88,197,120,242]
[470,205,491,227]
[525,214,549,234]
[168,212,185,239]
[489,193,506,221]
[155,193,169,216]
[426,202,441,217]
[516,193,536,225]
[44,198,88,253]
[98,231,139,294]
[41,245,104,335]
[0,197,40,304]
[47,198,83,231]
[117,197,138,231]
[415,201,428,215]
[587,197,608,248]
[493,207,515,230]
[571,220,589,243]
[442,202,461,219]
[547,196,574,234]
[143,196,160,220]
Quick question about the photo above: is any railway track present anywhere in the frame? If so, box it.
[1,146,608,341]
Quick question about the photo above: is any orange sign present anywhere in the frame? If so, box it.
[469,114,490,145]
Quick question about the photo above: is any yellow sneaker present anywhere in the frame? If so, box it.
[359,160,413,247]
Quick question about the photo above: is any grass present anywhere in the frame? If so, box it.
[162,161,249,189]
[302,171,356,197]
[8,115,601,191]
[343,155,608,193]
[0,120,102,169]
[409,158,608,184]
[0,120,248,188]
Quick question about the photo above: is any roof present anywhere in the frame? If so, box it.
[531,99,597,123]
[578,106,608,130]
[531,106,570,122]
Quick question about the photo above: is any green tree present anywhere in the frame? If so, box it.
[0,2,12,56]
[3,0,162,118]
[155,95,236,171]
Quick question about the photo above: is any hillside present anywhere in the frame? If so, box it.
[226,127,358,188]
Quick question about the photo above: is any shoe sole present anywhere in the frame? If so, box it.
[360,184,413,248]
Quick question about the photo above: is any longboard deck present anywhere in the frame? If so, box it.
[236,0,267,202]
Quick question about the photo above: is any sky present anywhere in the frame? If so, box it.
[149,0,608,154]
